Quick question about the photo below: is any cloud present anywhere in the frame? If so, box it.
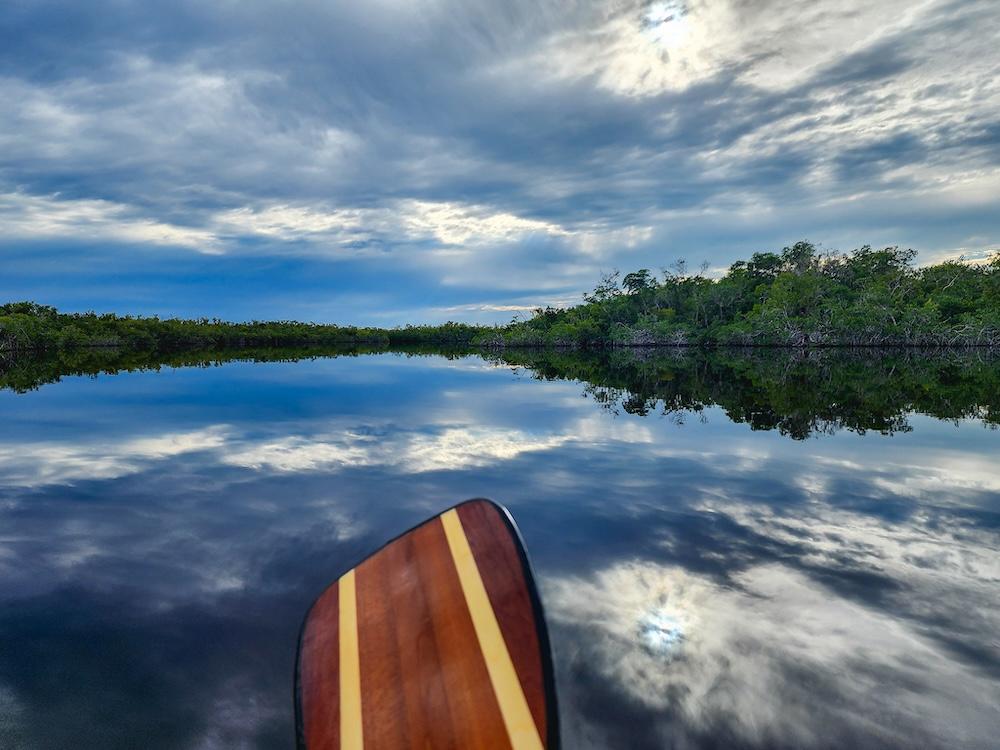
[211,199,573,255]
[0,191,221,252]
[1,0,999,320]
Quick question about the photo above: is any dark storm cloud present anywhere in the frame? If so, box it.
[1,0,998,320]
[810,38,915,90]
[834,132,929,181]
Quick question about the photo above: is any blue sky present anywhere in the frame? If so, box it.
[2,0,998,324]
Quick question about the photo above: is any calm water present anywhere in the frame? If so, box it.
[1,351,998,749]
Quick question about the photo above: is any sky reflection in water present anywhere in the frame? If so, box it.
[1,353,998,748]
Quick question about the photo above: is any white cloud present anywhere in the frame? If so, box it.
[527,1,960,96]
[1,0,998,317]
[402,200,570,246]
[212,199,571,251]
[0,191,221,252]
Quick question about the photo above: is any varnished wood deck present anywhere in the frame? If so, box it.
[296,499,558,749]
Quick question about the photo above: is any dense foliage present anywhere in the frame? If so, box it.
[3,242,999,354]
[0,302,388,352]
[495,242,1000,347]
[0,303,484,354]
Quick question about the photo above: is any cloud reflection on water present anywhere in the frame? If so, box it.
[220,426,571,475]
[0,427,229,487]
[548,560,998,749]
[0,355,997,748]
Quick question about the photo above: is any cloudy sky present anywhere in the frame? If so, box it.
[2,0,998,323]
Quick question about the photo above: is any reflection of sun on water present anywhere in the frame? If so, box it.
[546,561,704,691]
[638,606,686,659]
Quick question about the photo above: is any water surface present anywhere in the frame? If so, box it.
[1,351,998,748]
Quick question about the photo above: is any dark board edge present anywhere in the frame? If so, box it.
[293,497,560,750]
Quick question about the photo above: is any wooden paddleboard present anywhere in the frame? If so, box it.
[295,498,559,749]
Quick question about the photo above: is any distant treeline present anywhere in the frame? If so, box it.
[2,242,999,352]
[0,302,482,353]
[495,242,1000,347]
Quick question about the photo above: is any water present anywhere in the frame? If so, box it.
[1,350,998,748]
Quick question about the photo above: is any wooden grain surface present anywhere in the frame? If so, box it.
[296,499,554,750]
[457,502,547,740]
[299,583,340,748]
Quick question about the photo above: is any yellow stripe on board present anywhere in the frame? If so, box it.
[441,510,545,750]
[339,570,364,750]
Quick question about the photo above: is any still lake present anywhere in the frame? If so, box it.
[1,350,998,749]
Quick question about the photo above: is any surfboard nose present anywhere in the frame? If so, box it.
[295,498,559,750]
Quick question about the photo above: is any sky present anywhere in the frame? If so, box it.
[2,0,999,324]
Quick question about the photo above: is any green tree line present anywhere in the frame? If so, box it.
[0,304,485,353]
[3,242,999,353]
[496,242,1000,347]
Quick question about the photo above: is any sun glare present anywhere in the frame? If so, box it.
[643,0,691,50]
